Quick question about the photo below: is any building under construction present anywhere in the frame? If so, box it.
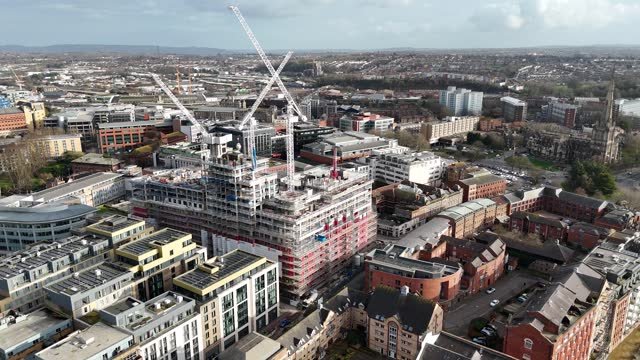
[131,148,377,301]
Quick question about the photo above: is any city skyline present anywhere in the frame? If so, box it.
[1,0,639,50]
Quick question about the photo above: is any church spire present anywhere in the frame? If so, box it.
[604,67,616,127]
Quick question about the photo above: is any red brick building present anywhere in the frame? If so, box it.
[364,244,463,305]
[364,232,506,306]
[435,198,505,239]
[0,107,27,132]
[503,283,597,360]
[478,118,504,132]
[509,212,569,241]
[97,121,154,154]
[566,222,612,250]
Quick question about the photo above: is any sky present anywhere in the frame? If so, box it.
[1,0,639,50]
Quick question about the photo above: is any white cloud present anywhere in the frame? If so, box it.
[471,0,640,31]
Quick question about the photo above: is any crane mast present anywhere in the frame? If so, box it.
[151,73,209,143]
[229,5,306,192]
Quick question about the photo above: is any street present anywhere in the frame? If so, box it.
[444,270,540,335]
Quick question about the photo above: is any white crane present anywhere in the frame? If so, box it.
[9,66,24,91]
[151,73,210,144]
[238,51,292,170]
[229,5,305,191]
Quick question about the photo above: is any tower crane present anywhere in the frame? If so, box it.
[229,5,306,192]
[151,73,210,144]
[238,52,292,171]
[9,67,24,91]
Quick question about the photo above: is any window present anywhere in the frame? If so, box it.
[524,338,533,350]
[222,293,234,312]
[255,275,265,291]
[236,286,247,303]
[267,284,277,308]
[267,269,276,284]
[256,291,266,314]
[223,310,235,337]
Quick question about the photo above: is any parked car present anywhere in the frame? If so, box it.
[490,299,500,307]
[485,324,498,332]
[472,337,487,345]
[517,293,528,303]
[480,328,496,337]
[485,287,496,294]
[279,319,291,328]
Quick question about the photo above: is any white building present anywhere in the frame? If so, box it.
[439,87,483,116]
[369,152,449,185]
[422,116,480,144]
[173,250,279,358]
[101,291,204,360]
[27,172,125,207]
[617,99,640,117]
[339,112,394,133]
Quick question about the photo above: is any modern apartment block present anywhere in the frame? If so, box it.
[100,292,204,360]
[44,262,134,318]
[173,250,279,357]
[0,108,27,133]
[131,149,377,301]
[501,96,528,122]
[83,214,151,248]
[369,152,448,186]
[28,134,82,158]
[0,200,96,254]
[212,120,276,157]
[0,309,74,360]
[34,322,135,360]
[421,116,480,144]
[114,228,207,301]
[0,236,111,313]
[439,87,483,116]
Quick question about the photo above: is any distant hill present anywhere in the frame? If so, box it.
[1,44,640,57]
[0,44,234,56]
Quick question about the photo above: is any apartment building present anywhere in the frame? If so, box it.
[0,309,73,360]
[367,286,444,360]
[421,116,480,144]
[435,198,506,239]
[439,87,483,116]
[212,120,276,157]
[0,108,27,133]
[173,250,279,357]
[503,283,597,360]
[18,101,46,129]
[34,322,135,360]
[131,152,377,301]
[0,201,96,254]
[338,112,394,133]
[364,244,463,304]
[293,123,335,153]
[44,262,134,318]
[0,236,111,313]
[29,172,125,207]
[501,96,528,122]
[157,142,210,169]
[28,134,82,157]
[455,170,507,202]
[369,152,448,186]
[100,292,204,360]
[84,215,150,248]
[114,228,207,301]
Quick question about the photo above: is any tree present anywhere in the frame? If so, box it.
[563,161,616,196]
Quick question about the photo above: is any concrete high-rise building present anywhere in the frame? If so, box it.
[439,87,483,116]
[131,149,377,301]
[501,96,528,122]
[421,116,480,144]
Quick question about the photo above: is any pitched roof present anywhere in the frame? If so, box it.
[527,284,577,327]
[366,286,437,335]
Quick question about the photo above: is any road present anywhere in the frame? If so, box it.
[615,167,640,190]
[444,270,540,335]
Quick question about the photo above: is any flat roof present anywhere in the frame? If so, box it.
[218,332,282,360]
[367,245,460,277]
[35,322,131,360]
[0,203,96,224]
[32,172,123,202]
[45,263,131,296]
[72,153,122,166]
[87,215,143,234]
[0,309,69,351]
[118,228,189,255]
[175,250,267,290]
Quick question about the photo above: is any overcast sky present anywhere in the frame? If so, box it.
[1,0,639,50]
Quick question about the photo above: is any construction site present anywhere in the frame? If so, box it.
[129,6,378,301]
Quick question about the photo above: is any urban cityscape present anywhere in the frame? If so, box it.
[1,1,640,360]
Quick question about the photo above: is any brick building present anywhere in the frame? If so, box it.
[503,283,597,360]
[566,222,612,250]
[456,172,507,202]
[97,121,154,153]
[509,212,569,241]
[0,107,27,133]
[478,118,504,132]
[435,198,506,239]
[364,244,463,304]
[71,153,124,174]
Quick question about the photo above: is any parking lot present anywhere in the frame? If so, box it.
[444,270,540,336]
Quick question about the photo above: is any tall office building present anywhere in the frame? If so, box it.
[439,87,483,116]
[501,96,528,122]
